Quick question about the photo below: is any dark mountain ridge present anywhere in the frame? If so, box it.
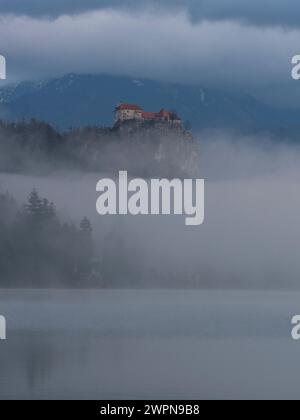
[0,73,299,139]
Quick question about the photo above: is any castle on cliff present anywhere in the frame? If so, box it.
[114,103,182,126]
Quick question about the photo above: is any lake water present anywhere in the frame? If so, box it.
[0,289,299,400]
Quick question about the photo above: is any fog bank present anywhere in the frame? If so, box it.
[1,134,300,288]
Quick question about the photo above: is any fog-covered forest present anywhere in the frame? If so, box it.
[0,189,95,288]
[3,118,300,290]
[0,118,202,289]
[0,119,199,178]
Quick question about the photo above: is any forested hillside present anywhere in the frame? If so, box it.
[0,118,199,177]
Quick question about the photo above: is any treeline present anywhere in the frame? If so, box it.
[0,118,199,177]
[0,190,95,288]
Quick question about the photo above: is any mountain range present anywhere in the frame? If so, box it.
[0,73,299,138]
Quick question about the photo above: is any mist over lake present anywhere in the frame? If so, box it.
[0,289,299,400]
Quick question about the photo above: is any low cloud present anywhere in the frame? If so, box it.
[0,9,297,95]
[1,1,300,30]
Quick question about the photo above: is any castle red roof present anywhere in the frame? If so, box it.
[116,103,142,111]
[157,109,172,117]
[115,103,182,122]
[142,112,158,120]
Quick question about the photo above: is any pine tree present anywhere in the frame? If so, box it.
[25,189,43,218]
[80,217,92,235]
[78,217,93,278]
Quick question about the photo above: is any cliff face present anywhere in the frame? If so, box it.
[114,118,190,136]
[64,119,200,178]
[0,119,200,178]
[109,120,198,177]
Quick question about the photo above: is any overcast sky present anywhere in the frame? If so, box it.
[0,1,300,106]
[1,0,300,28]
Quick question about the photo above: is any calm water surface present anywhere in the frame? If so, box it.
[0,289,299,400]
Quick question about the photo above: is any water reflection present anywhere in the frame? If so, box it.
[0,290,299,399]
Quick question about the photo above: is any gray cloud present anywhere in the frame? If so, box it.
[0,0,109,18]
[0,9,297,95]
[0,0,300,29]
[0,5,299,108]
